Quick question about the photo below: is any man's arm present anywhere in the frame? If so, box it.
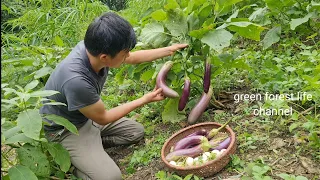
[79,88,164,125]
[125,44,188,64]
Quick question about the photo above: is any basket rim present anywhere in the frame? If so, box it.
[161,122,236,171]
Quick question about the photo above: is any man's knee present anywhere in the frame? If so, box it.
[129,122,144,143]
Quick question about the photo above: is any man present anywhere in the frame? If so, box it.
[40,12,188,180]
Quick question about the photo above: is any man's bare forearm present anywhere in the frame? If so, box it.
[125,47,171,64]
[101,97,147,124]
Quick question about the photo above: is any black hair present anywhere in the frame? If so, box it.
[84,12,136,58]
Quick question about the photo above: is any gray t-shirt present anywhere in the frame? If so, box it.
[40,41,108,132]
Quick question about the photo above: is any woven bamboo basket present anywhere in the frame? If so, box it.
[161,122,237,177]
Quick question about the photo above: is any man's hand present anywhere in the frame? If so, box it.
[142,88,165,103]
[167,44,189,56]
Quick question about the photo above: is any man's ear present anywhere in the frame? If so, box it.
[99,54,111,63]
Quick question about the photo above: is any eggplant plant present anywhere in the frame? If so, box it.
[133,0,267,123]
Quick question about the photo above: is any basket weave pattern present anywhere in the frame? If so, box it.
[161,122,237,177]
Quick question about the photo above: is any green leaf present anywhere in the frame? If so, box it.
[291,112,299,120]
[290,12,314,30]
[277,173,290,179]
[1,83,9,88]
[8,165,38,180]
[151,10,167,21]
[54,36,64,47]
[1,133,5,144]
[162,99,186,123]
[308,1,320,12]
[43,102,67,106]
[5,133,34,144]
[30,90,59,97]
[17,144,50,177]
[289,123,299,132]
[47,142,71,172]
[198,3,212,19]
[201,29,233,52]
[262,26,281,49]
[296,176,308,180]
[227,22,265,41]
[140,69,155,82]
[165,9,188,37]
[44,114,78,135]
[227,10,239,22]
[115,66,128,84]
[215,0,243,13]
[34,66,53,79]
[249,7,266,21]
[164,0,180,10]
[3,126,21,139]
[172,175,183,180]
[194,175,200,180]
[265,0,295,12]
[17,109,42,140]
[285,66,296,72]
[140,23,170,47]
[184,174,193,180]
[189,24,214,39]
[24,80,39,92]
[2,175,9,180]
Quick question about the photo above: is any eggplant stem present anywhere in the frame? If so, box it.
[217,117,232,131]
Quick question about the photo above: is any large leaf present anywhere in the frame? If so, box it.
[54,36,64,47]
[290,12,314,30]
[162,99,186,123]
[30,90,59,97]
[226,21,265,41]
[43,102,67,106]
[262,26,281,49]
[47,142,71,172]
[140,69,155,82]
[165,9,188,37]
[189,24,214,39]
[151,10,167,21]
[264,0,295,12]
[17,144,50,177]
[215,0,243,13]
[17,109,42,140]
[1,133,5,144]
[164,0,180,10]
[187,12,200,31]
[44,114,78,135]
[24,80,39,92]
[8,165,38,180]
[140,23,170,47]
[34,66,53,79]
[3,126,21,139]
[201,29,233,52]
[198,3,212,19]
[5,133,34,144]
[249,7,271,25]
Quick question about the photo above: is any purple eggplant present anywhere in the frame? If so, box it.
[210,137,231,151]
[174,135,208,151]
[186,129,208,137]
[156,61,179,98]
[187,86,213,124]
[165,140,211,161]
[178,77,191,111]
[203,61,211,93]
